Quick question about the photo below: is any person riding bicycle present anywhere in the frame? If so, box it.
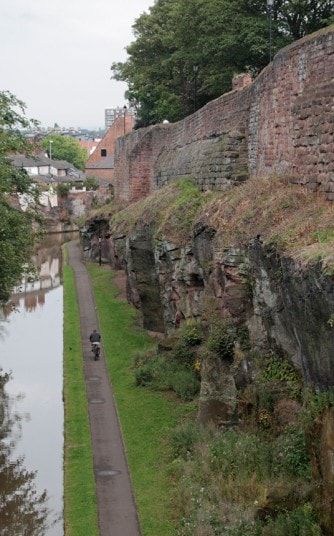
[90,330,101,360]
[89,329,101,343]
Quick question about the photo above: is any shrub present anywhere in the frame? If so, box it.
[84,176,99,191]
[272,427,311,479]
[134,354,166,388]
[210,430,271,480]
[262,504,321,536]
[260,356,301,399]
[170,421,202,459]
[56,183,70,197]
[133,352,200,401]
[173,342,196,367]
[302,388,334,425]
[179,320,203,347]
[134,364,155,386]
[168,367,200,401]
[207,318,236,361]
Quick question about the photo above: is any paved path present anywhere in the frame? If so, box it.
[68,241,141,536]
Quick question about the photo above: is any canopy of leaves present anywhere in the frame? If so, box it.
[0,91,36,303]
[111,0,333,124]
[42,134,88,170]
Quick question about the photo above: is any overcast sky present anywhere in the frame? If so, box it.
[0,0,154,129]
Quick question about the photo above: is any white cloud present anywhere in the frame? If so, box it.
[0,0,154,128]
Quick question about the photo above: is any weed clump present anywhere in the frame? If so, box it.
[207,318,236,362]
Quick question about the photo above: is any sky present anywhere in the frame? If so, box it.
[0,0,154,129]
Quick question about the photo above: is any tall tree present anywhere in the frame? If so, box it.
[0,91,37,303]
[42,134,88,170]
[111,0,333,124]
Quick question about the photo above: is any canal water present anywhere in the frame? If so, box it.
[0,233,78,536]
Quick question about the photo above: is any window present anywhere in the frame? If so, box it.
[101,149,107,157]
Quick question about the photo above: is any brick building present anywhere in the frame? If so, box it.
[85,112,135,194]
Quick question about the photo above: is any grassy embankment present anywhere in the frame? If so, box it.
[63,260,99,536]
[87,263,193,536]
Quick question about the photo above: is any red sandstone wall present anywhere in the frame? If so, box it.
[85,168,113,182]
[114,26,334,202]
[86,114,134,166]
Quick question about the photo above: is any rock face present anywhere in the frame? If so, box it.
[84,219,334,389]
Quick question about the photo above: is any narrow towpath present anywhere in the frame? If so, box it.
[68,241,141,536]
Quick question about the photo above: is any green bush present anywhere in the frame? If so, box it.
[133,352,200,401]
[302,388,334,425]
[172,341,196,367]
[207,318,236,361]
[210,430,271,480]
[134,363,155,386]
[179,320,203,347]
[168,367,200,401]
[84,176,99,191]
[225,506,321,536]
[261,356,301,399]
[57,182,71,197]
[170,421,202,459]
[272,427,311,479]
[262,504,321,536]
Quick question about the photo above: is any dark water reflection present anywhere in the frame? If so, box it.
[0,372,50,535]
[0,232,78,536]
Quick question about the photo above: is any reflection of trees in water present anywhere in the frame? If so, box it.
[0,372,50,535]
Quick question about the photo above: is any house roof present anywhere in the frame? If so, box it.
[11,154,50,168]
[86,156,114,170]
[50,160,74,170]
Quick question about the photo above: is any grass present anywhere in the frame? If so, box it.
[87,263,193,536]
[112,177,217,245]
[63,262,99,536]
[197,174,334,268]
[168,423,317,536]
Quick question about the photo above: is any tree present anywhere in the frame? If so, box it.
[274,0,334,39]
[84,176,99,191]
[0,91,37,303]
[111,0,333,125]
[42,134,88,170]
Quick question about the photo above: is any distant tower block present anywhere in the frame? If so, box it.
[105,107,136,129]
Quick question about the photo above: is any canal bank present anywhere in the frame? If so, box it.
[63,260,98,536]
[66,241,140,536]
[87,263,192,536]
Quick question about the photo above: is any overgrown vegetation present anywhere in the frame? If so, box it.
[167,417,318,535]
[112,177,216,245]
[134,320,202,401]
[111,0,333,124]
[56,183,71,197]
[84,176,99,191]
[198,174,334,271]
[131,309,331,534]
[63,262,98,536]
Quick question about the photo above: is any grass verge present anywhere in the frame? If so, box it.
[87,263,193,536]
[63,261,99,536]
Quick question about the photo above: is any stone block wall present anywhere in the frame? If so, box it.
[114,26,334,202]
